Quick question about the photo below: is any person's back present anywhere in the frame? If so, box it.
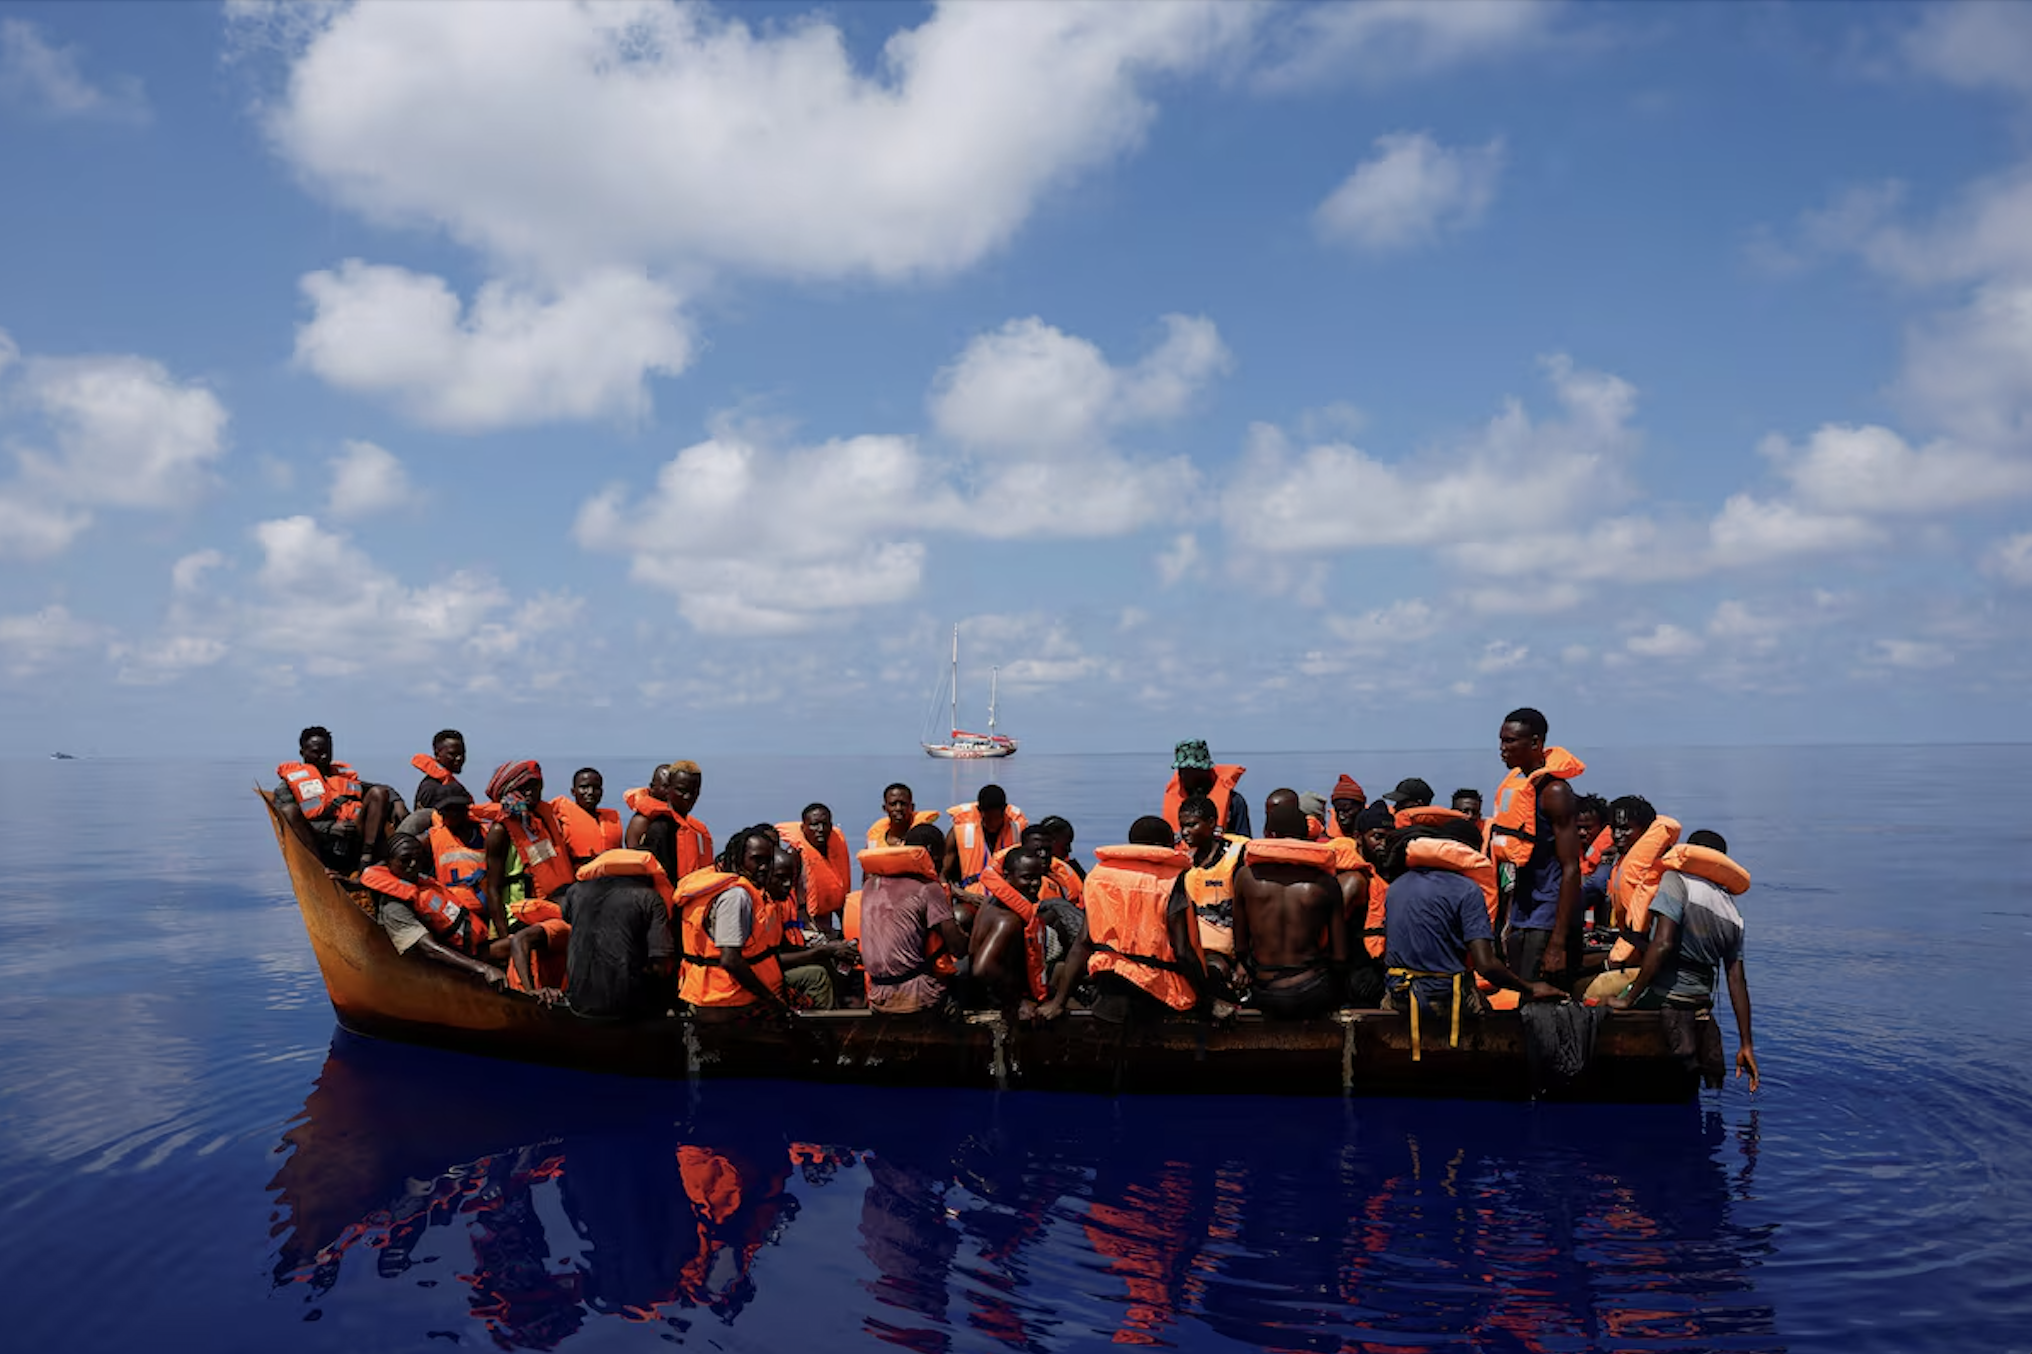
[1383,866,1493,1010]
[1230,790,1344,1020]
[860,825,960,1014]
[1644,869,1744,1006]
[562,874,673,1020]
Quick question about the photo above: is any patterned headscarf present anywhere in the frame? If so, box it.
[487,759,543,814]
[1172,739,1213,771]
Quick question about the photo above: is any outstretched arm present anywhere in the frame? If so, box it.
[415,934,507,988]
[1539,780,1582,977]
[1605,914,1681,1009]
[1039,932,1090,1021]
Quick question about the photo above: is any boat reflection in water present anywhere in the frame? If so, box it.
[271,1034,1782,1351]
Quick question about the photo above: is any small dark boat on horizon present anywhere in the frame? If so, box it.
[264,797,1723,1102]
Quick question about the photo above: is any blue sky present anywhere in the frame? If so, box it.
[4,0,2032,759]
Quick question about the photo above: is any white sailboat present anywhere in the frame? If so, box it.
[922,624,1019,760]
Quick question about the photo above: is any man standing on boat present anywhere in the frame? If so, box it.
[1161,740,1252,839]
[1487,708,1585,983]
[944,784,1026,891]
[624,761,714,887]
[551,767,623,870]
[868,782,941,850]
[1230,790,1344,1019]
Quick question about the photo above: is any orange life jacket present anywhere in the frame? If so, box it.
[550,797,622,862]
[624,788,716,881]
[1661,843,1750,895]
[1323,838,1383,957]
[1581,825,1613,877]
[506,916,572,993]
[575,847,677,904]
[986,845,1084,905]
[778,821,852,918]
[1404,837,1500,924]
[1161,765,1246,833]
[980,872,1049,1002]
[500,803,577,909]
[864,809,943,850]
[1241,838,1337,871]
[1184,834,1245,957]
[1486,747,1586,867]
[1085,844,1200,1011]
[427,813,490,922]
[277,760,363,823]
[411,752,465,789]
[1608,816,1682,964]
[361,864,481,954]
[674,870,784,1008]
[948,801,1028,888]
[852,846,957,979]
[1394,805,1468,831]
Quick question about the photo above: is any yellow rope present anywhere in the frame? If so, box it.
[1389,968,1463,1062]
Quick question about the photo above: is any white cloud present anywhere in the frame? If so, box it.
[0,342,229,558]
[1625,623,1703,659]
[1155,532,1203,587]
[1475,640,1529,673]
[1326,598,1444,651]
[1225,355,1636,555]
[0,605,104,678]
[1708,600,1786,644]
[1870,638,1954,670]
[111,635,229,687]
[1707,494,1881,564]
[294,263,692,432]
[246,2,1254,284]
[327,439,413,519]
[1905,1,2032,98]
[1900,284,2032,450]
[1315,132,1504,253]
[0,18,148,123]
[170,549,227,594]
[1983,532,2032,586]
[1253,0,1559,91]
[1761,422,2032,516]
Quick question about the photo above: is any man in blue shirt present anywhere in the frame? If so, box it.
[1382,822,1561,1024]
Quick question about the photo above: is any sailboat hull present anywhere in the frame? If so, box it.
[923,740,1018,759]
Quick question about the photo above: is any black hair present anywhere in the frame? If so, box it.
[1176,795,1218,824]
[1128,815,1176,847]
[717,824,778,874]
[1450,788,1482,807]
[386,831,423,856]
[1020,822,1052,843]
[903,823,946,853]
[1688,828,1728,853]
[1609,795,1657,831]
[801,802,830,821]
[1379,820,1483,881]
[1503,707,1548,739]
[1002,846,1048,876]
[1354,802,1396,833]
[299,725,331,748]
[1037,814,1073,841]
[432,729,464,748]
[572,766,601,783]
[1576,793,1610,820]
[437,785,474,809]
[883,782,913,800]
[978,784,1008,810]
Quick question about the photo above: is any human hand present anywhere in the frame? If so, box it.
[1015,1000,1039,1023]
[1604,989,1634,1011]
[1538,944,1569,978]
[1736,1044,1760,1094]
[1036,998,1066,1022]
[535,986,565,1009]
[480,965,508,992]
[1525,981,1564,1003]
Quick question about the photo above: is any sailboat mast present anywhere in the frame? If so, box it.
[950,624,960,737]
[989,667,998,734]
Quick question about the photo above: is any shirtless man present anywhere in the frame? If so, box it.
[1230,789,1346,1019]
[971,847,1088,1021]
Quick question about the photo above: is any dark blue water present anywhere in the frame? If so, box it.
[3,748,2029,1352]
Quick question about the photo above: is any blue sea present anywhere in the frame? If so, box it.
[3,746,2028,1353]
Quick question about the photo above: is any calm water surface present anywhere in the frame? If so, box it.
[2,747,2029,1352]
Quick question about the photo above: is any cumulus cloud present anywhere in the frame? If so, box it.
[1253,0,1559,91]
[1759,422,2032,516]
[1983,532,2032,586]
[326,439,413,519]
[294,263,693,431]
[1707,494,1881,564]
[1900,284,2032,450]
[0,604,104,678]
[1624,623,1703,660]
[0,338,229,558]
[1315,132,1504,252]
[1904,1,2032,99]
[1155,532,1203,587]
[0,18,148,123]
[1225,355,1636,556]
[1869,638,1954,670]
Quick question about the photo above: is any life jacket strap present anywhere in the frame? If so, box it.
[1389,966,1463,1061]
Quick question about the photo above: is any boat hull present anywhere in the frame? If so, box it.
[266,797,1722,1101]
[923,744,1018,759]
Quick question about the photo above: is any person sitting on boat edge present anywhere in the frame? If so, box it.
[1602,828,1758,1090]
[971,846,1087,1021]
[624,761,714,886]
[766,842,856,1009]
[1162,739,1251,839]
[858,823,966,1016]
[1079,815,1227,1023]
[355,831,513,987]
[275,725,402,874]
[481,760,575,940]
[551,767,623,870]
[676,826,793,1015]
[1379,819,1561,1038]
[868,782,941,852]
[944,784,1026,892]
[411,728,470,815]
[1177,794,1244,990]
[1230,790,1345,1020]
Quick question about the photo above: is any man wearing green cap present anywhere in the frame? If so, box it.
[1161,740,1251,838]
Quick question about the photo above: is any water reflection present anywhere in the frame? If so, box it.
[271,1035,1781,1351]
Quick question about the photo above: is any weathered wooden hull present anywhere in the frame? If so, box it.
[267,799,1723,1101]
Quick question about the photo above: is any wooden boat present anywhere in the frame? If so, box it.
[267,800,1723,1101]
